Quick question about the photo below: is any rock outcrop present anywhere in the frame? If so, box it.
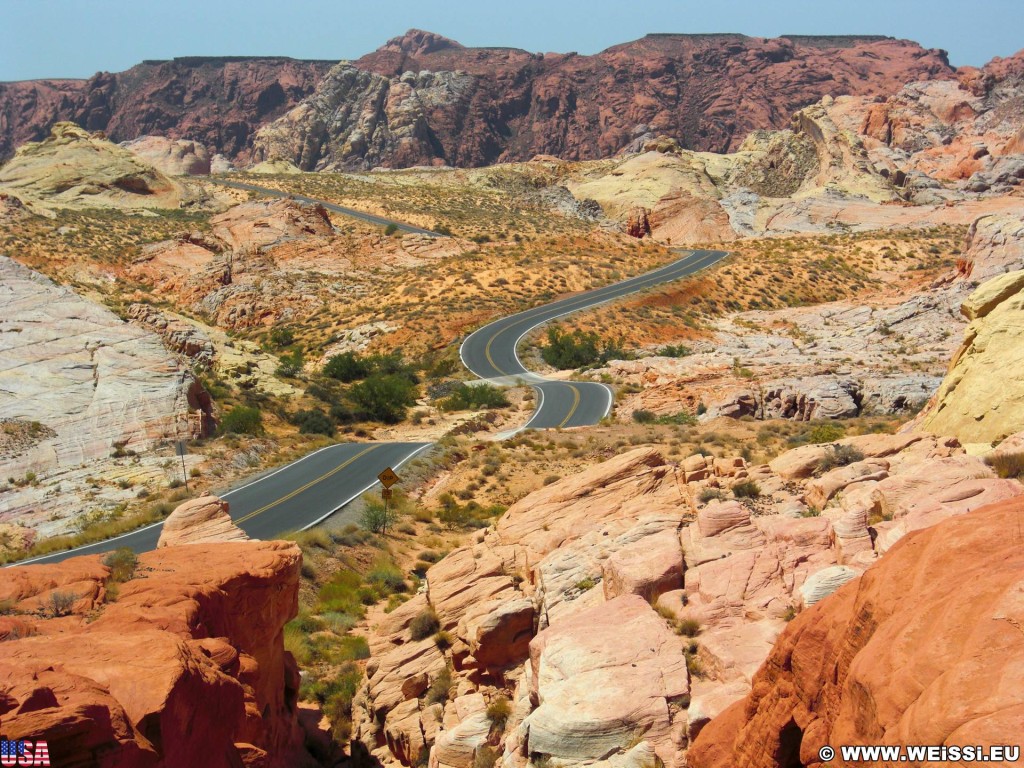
[919,265,1024,445]
[355,432,1023,768]
[0,57,335,162]
[687,497,1024,768]
[156,494,250,547]
[0,122,192,211]
[0,256,211,534]
[120,135,212,175]
[0,539,314,767]
[252,31,955,170]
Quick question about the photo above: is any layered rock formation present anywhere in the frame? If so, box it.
[687,497,1024,768]
[251,30,955,170]
[0,538,314,767]
[0,256,211,533]
[0,56,335,162]
[919,264,1024,445]
[156,494,250,547]
[354,431,1023,767]
[120,135,211,175]
[0,122,193,211]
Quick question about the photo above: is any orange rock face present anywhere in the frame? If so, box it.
[688,497,1024,768]
[0,541,310,768]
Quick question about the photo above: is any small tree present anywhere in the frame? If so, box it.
[323,352,370,383]
[360,497,401,535]
[349,373,418,424]
[219,406,263,436]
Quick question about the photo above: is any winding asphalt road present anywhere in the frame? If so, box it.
[20,442,431,564]
[460,249,728,429]
[208,178,444,237]
[17,182,725,565]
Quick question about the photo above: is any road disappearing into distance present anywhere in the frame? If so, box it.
[19,182,725,564]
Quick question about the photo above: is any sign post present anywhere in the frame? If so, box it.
[377,467,400,535]
[175,440,189,492]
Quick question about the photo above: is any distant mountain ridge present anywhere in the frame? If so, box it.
[0,29,978,168]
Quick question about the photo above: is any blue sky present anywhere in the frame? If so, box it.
[1,0,1021,81]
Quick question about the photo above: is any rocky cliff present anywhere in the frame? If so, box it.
[687,496,1024,768]
[0,538,314,767]
[251,30,955,170]
[0,56,335,162]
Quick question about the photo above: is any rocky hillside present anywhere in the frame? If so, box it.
[687,496,1024,768]
[252,30,956,170]
[0,56,335,162]
[0,509,318,767]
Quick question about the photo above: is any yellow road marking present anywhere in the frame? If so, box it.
[480,252,713,376]
[234,445,380,525]
[559,385,581,427]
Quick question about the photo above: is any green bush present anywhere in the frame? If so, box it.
[542,327,602,369]
[632,409,656,424]
[269,326,295,348]
[410,608,441,641]
[360,497,401,534]
[424,666,452,705]
[102,547,138,583]
[441,383,510,411]
[292,408,335,436]
[732,480,761,499]
[219,406,263,436]
[657,344,692,357]
[349,374,419,424]
[806,423,846,443]
[367,559,408,594]
[817,444,865,474]
[318,570,366,617]
[323,352,370,383]
[276,348,304,378]
[699,488,726,504]
[384,223,399,236]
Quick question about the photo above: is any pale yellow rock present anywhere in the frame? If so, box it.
[0,122,191,211]
[157,495,249,547]
[920,269,1024,443]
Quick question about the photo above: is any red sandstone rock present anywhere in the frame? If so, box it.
[0,541,310,767]
[688,498,1024,768]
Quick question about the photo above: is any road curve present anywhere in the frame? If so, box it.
[460,249,728,429]
[208,178,445,237]
[20,442,431,565]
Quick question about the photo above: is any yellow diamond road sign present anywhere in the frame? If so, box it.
[378,467,400,488]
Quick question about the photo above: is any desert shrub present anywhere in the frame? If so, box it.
[45,590,77,618]
[323,352,371,383]
[541,327,624,369]
[732,480,761,499]
[410,608,441,641]
[696,402,707,416]
[632,409,656,424]
[219,406,263,436]
[424,666,452,705]
[367,559,407,594]
[318,570,365,617]
[276,349,304,378]
[985,451,1024,479]
[417,550,443,564]
[433,222,453,236]
[384,223,399,236]
[360,497,401,535]
[269,326,295,349]
[102,547,138,583]
[699,488,726,504]
[806,423,845,443]
[318,662,363,743]
[349,374,418,423]
[677,618,702,637]
[817,444,865,474]
[474,747,500,768]
[442,383,510,411]
[433,630,454,650]
[486,696,512,729]
[292,407,335,436]
[657,344,692,357]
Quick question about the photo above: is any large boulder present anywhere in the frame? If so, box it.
[157,494,249,547]
[688,497,1024,768]
[524,595,690,767]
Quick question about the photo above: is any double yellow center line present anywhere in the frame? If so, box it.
[234,445,380,525]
